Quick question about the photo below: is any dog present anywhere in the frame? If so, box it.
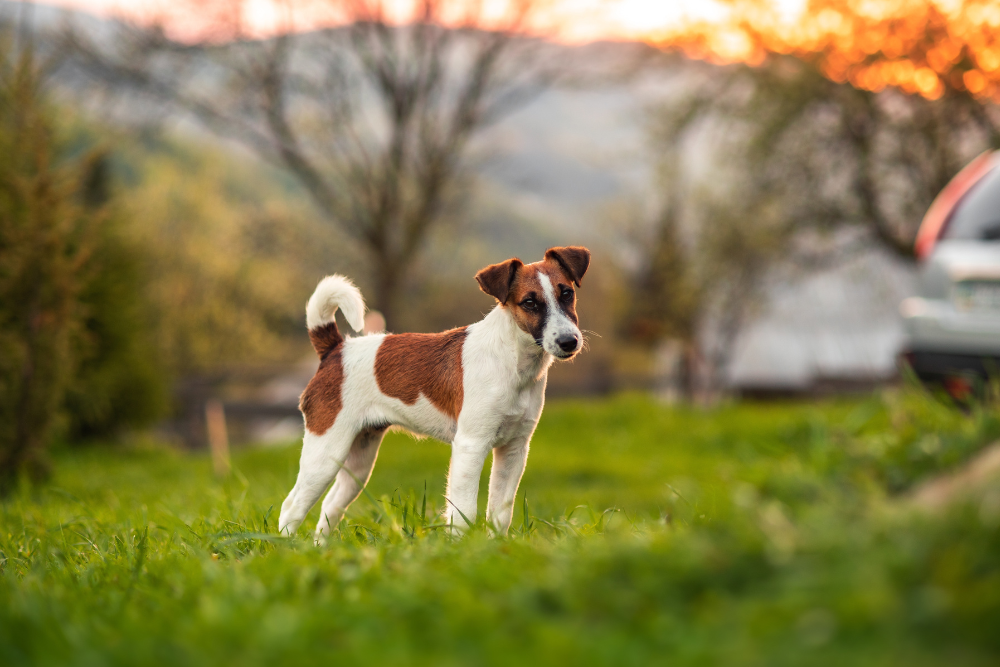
[277,246,590,538]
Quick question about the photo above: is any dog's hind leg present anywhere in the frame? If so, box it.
[278,423,355,536]
[315,427,386,538]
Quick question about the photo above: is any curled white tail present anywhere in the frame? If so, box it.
[306,275,366,332]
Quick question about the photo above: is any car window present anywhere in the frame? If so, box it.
[943,165,1000,241]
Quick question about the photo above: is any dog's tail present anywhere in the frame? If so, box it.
[305,275,366,359]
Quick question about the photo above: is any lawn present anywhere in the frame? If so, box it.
[2,390,1000,666]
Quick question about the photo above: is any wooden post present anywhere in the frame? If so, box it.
[205,399,230,477]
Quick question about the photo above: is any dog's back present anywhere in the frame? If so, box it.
[300,326,469,445]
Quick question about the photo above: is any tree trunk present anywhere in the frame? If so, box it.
[371,257,404,331]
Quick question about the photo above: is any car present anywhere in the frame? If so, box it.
[900,150,1000,397]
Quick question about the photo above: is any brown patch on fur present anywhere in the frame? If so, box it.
[375,328,468,420]
[544,246,590,287]
[505,267,548,342]
[475,258,523,304]
[308,322,344,360]
[299,349,344,435]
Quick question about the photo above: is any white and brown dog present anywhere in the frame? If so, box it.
[278,246,590,538]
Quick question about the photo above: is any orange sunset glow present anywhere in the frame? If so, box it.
[653,0,1000,102]
[28,0,1000,101]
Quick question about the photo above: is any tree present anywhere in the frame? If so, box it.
[653,0,1000,258]
[627,0,1000,396]
[623,110,798,400]
[659,0,1000,100]
[0,31,99,491]
[62,153,169,439]
[67,0,553,326]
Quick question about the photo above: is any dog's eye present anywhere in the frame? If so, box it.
[521,298,537,310]
[561,288,573,300]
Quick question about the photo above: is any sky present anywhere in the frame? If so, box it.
[27,0,809,44]
[25,1,999,100]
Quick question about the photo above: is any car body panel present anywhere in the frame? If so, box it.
[901,152,1000,381]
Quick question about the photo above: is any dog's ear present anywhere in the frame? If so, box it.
[545,246,591,287]
[475,257,523,304]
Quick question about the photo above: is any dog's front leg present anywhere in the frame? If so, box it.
[444,435,490,533]
[486,437,529,535]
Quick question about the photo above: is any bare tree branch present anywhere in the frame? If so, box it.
[63,0,555,325]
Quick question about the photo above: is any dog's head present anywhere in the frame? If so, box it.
[475,246,590,359]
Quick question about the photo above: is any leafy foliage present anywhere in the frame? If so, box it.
[652,0,1000,261]
[110,139,335,374]
[0,33,205,472]
[62,180,169,439]
[630,1,1000,390]
[0,35,99,490]
[656,0,1000,102]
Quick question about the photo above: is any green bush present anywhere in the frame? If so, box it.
[0,36,168,489]
[63,179,169,439]
[0,38,98,491]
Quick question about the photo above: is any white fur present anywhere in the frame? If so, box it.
[539,272,583,358]
[279,285,569,539]
[306,274,365,332]
[448,306,551,533]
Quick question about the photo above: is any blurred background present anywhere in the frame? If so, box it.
[2,0,999,488]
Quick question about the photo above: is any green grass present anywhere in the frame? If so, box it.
[3,390,1000,666]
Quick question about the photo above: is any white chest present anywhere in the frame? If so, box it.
[458,306,553,444]
[493,377,546,441]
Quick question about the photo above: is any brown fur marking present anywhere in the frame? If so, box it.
[299,349,344,435]
[544,246,590,287]
[309,322,344,360]
[475,258,523,304]
[375,327,468,420]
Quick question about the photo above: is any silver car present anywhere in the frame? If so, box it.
[900,151,1000,393]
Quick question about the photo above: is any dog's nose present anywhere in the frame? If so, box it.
[556,334,579,353]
